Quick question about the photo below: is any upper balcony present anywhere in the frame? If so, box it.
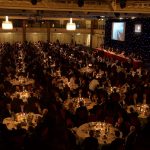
[0,0,149,20]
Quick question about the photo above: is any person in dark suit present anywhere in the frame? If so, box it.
[24,98,42,114]
[82,130,99,150]
[11,95,23,113]
[0,102,12,121]
[75,101,88,126]
[115,117,129,137]
[125,126,138,150]
[4,103,12,117]
[110,130,124,150]
[92,97,105,122]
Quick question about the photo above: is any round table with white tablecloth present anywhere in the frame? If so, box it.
[3,112,42,130]
[8,76,35,86]
[64,97,96,111]
[127,104,150,119]
[76,122,122,149]
[11,91,31,103]
[106,86,127,95]
[79,66,94,74]
[127,104,150,127]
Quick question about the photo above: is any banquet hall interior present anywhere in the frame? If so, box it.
[0,0,150,150]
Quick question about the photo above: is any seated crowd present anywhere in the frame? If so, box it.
[0,41,149,150]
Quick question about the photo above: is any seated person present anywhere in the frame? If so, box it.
[78,88,86,98]
[0,102,12,119]
[69,76,79,91]
[68,102,75,115]
[125,126,137,150]
[89,78,99,92]
[66,102,76,125]
[6,102,12,114]
[92,96,106,113]
[54,92,63,104]
[118,94,126,109]
[128,108,140,131]
[110,89,120,103]
[110,130,124,150]
[24,99,42,114]
[142,93,148,104]
[75,101,88,126]
[126,92,139,106]
[11,95,23,113]
[91,94,98,103]
[15,85,22,92]
[132,93,138,105]
[115,117,129,137]
[82,130,98,150]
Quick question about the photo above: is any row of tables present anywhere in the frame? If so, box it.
[3,76,42,130]
[96,48,142,69]
[64,97,150,119]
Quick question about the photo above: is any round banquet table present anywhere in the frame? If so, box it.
[11,91,31,103]
[76,122,122,149]
[9,77,35,86]
[64,97,96,111]
[127,104,150,119]
[3,113,42,130]
[127,104,150,127]
[79,66,94,74]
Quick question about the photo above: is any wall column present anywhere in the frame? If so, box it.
[47,21,50,42]
[22,20,26,42]
[90,19,94,49]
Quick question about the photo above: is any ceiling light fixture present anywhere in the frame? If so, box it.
[66,18,76,31]
[2,16,13,30]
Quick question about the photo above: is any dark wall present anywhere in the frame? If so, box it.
[104,18,150,58]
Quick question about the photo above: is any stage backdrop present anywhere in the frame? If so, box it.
[104,18,150,58]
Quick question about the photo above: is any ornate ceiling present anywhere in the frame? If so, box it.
[0,0,149,20]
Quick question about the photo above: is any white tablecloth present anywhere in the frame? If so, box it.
[127,104,150,119]
[79,66,94,74]
[9,77,35,86]
[76,122,122,145]
[11,91,31,102]
[64,98,96,111]
[3,113,42,130]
